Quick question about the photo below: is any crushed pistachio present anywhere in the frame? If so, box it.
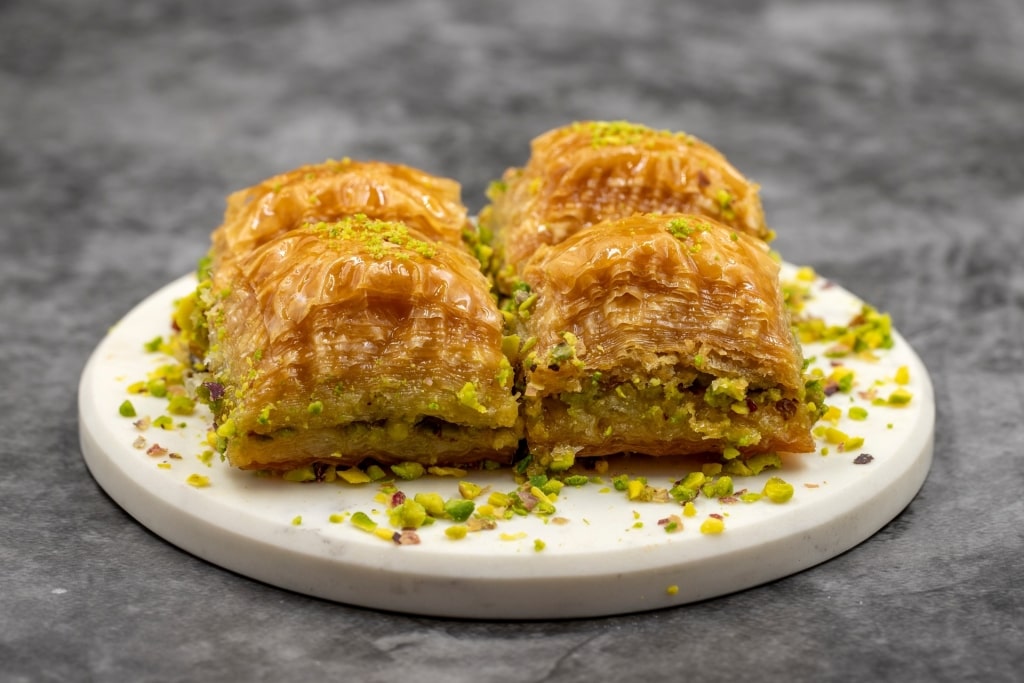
[216,419,236,438]
[283,466,316,483]
[152,415,174,430]
[409,492,443,517]
[167,395,195,416]
[827,366,855,393]
[660,514,683,533]
[716,189,735,220]
[667,216,711,241]
[338,468,371,484]
[311,214,436,260]
[576,120,686,148]
[796,266,817,282]
[458,481,484,500]
[848,406,869,421]
[822,405,842,424]
[374,528,398,543]
[700,517,725,534]
[744,452,782,475]
[762,477,794,503]
[875,388,913,406]
[389,499,428,529]
[365,464,387,481]
[147,378,168,398]
[548,445,577,472]
[795,304,894,357]
[444,498,475,522]
[670,471,705,503]
[391,462,426,480]
[143,335,165,353]
[427,466,467,478]
[701,476,734,499]
[350,511,377,533]
[118,400,137,418]
[702,463,723,477]
[704,377,749,412]
[457,382,487,413]
[186,474,210,488]
[487,491,511,508]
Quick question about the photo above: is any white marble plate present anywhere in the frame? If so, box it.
[79,266,933,619]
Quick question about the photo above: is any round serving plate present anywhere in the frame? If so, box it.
[79,266,933,619]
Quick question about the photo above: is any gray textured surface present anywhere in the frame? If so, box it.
[2,1,1023,681]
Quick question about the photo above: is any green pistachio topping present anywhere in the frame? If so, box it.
[573,120,690,148]
[311,214,436,260]
[666,216,712,241]
[457,382,488,413]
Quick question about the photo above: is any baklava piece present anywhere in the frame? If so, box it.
[512,213,823,461]
[204,216,521,470]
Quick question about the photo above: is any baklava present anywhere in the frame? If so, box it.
[482,120,772,291]
[511,212,823,460]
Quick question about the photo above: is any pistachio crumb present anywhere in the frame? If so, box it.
[762,477,794,503]
[848,406,869,421]
[186,474,210,488]
[700,517,725,534]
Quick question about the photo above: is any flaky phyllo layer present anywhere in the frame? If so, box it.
[174,161,520,470]
[173,159,475,363]
[204,217,521,470]
[510,213,824,461]
[175,122,823,471]
[480,120,772,293]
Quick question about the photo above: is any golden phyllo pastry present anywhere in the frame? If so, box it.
[483,120,771,289]
[213,158,473,266]
[204,215,521,470]
[512,213,822,460]
[175,159,475,363]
